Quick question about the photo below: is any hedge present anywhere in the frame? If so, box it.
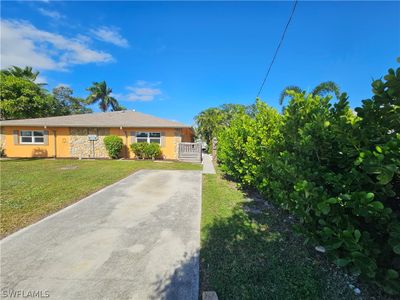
[130,142,162,159]
[103,135,123,159]
[217,67,400,294]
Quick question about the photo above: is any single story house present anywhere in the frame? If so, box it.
[0,110,195,160]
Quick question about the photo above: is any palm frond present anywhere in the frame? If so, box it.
[86,81,121,112]
[279,85,302,105]
[1,66,40,82]
[312,81,340,99]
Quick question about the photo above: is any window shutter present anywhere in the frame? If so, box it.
[13,130,19,145]
[130,131,136,144]
[43,130,49,145]
[161,132,166,147]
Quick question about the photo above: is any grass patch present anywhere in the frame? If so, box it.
[0,159,201,237]
[201,172,358,299]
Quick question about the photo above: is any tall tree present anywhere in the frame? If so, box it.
[0,66,44,84]
[86,81,120,112]
[195,107,223,146]
[0,74,58,120]
[279,81,340,105]
[195,103,252,149]
[112,104,127,111]
[52,86,92,115]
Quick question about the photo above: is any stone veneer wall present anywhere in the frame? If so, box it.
[69,128,110,158]
[0,127,5,156]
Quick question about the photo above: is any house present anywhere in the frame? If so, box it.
[0,110,195,160]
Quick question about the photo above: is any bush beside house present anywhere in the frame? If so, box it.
[130,142,162,160]
[103,135,124,159]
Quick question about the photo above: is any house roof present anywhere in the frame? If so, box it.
[0,111,192,128]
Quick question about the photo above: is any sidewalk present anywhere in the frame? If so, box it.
[202,154,216,174]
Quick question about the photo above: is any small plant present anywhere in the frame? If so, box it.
[130,142,146,159]
[144,143,162,159]
[130,142,162,160]
[103,135,123,159]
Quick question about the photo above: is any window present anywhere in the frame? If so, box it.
[136,132,149,143]
[136,132,161,144]
[20,130,45,144]
[149,132,161,144]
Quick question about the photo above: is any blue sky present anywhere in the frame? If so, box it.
[2,1,399,125]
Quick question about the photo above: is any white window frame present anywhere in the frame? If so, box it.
[136,132,161,144]
[20,130,45,145]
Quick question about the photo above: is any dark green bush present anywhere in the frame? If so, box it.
[130,142,162,159]
[217,67,400,294]
[103,135,123,159]
[130,142,146,159]
[144,143,162,159]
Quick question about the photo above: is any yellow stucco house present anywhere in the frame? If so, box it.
[0,110,195,160]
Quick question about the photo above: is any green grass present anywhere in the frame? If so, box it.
[201,172,357,300]
[0,159,201,237]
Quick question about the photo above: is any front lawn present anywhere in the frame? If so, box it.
[0,159,201,237]
[201,172,359,299]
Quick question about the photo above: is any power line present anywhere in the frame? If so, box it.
[256,0,298,98]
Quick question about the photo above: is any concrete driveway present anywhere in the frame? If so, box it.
[0,170,202,300]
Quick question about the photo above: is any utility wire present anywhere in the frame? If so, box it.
[256,0,298,98]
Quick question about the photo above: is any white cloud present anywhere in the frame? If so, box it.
[55,83,70,88]
[90,26,129,48]
[37,8,64,20]
[75,34,91,44]
[0,19,114,71]
[35,75,48,85]
[110,92,123,100]
[125,81,162,102]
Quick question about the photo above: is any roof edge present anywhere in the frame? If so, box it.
[0,124,192,129]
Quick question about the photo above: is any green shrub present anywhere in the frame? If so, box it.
[217,67,400,294]
[103,135,123,159]
[130,142,146,159]
[218,99,282,187]
[144,143,162,159]
[130,142,162,159]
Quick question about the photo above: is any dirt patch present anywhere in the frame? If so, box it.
[60,166,78,170]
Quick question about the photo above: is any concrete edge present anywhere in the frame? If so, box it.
[196,171,203,299]
[1,169,202,244]
[203,291,219,300]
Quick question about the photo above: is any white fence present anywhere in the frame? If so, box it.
[178,142,202,163]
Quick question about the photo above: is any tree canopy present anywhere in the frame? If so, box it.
[53,86,92,115]
[1,66,43,84]
[0,74,59,120]
[194,103,253,149]
[0,66,122,120]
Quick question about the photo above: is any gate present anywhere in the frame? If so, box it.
[178,142,202,163]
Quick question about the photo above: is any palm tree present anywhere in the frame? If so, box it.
[279,85,303,105]
[86,81,120,112]
[1,66,45,84]
[279,81,341,105]
[194,107,223,146]
[112,104,127,111]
